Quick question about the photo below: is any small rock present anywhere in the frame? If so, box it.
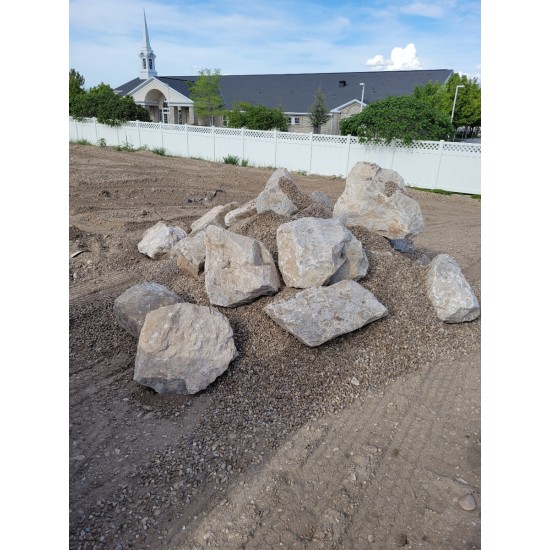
[368,534,375,543]
[458,494,476,511]
[350,377,360,386]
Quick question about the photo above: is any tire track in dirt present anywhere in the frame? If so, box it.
[185,351,480,549]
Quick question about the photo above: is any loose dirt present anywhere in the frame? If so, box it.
[69,144,481,549]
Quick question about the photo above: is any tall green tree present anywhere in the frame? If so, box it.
[340,95,453,145]
[308,86,330,134]
[413,74,481,133]
[226,102,288,131]
[187,68,225,125]
[69,81,150,126]
[69,69,85,98]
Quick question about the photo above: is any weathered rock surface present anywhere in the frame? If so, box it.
[134,303,238,395]
[264,280,388,347]
[256,168,310,216]
[224,199,257,227]
[173,231,206,277]
[113,282,182,338]
[190,202,239,234]
[310,190,334,209]
[137,221,187,259]
[204,225,280,307]
[426,254,480,323]
[333,162,424,239]
[277,217,368,288]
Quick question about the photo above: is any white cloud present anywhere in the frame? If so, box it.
[400,1,457,19]
[365,43,422,71]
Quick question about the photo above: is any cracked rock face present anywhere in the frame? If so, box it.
[333,162,424,240]
[134,303,238,395]
[426,254,480,323]
[225,199,257,227]
[264,280,388,347]
[204,225,280,307]
[137,221,187,259]
[113,282,182,338]
[276,217,368,288]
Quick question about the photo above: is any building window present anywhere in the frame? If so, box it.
[149,58,153,70]
[142,58,146,69]
[287,116,300,126]
[222,116,228,127]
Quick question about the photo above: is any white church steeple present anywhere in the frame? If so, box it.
[139,10,157,79]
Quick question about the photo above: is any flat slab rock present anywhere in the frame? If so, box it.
[134,303,238,395]
[137,221,187,259]
[426,254,480,323]
[264,280,388,347]
[113,282,182,338]
[190,202,238,234]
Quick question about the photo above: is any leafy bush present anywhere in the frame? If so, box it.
[240,158,249,167]
[114,141,136,152]
[152,147,167,156]
[97,138,107,147]
[226,102,288,131]
[223,154,240,165]
[340,96,453,145]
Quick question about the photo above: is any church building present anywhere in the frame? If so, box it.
[114,12,454,135]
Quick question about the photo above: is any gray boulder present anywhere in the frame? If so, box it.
[264,280,388,347]
[426,254,480,323]
[204,225,280,307]
[333,162,424,239]
[113,282,182,338]
[173,230,206,277]
[256,168,309,216]
[137,221,187,259]
[277,217,368,288]
[134,303,238,394]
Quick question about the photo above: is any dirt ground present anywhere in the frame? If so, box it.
[69,143,481,549]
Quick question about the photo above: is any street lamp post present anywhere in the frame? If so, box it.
[451,84,465,124]
[359,82,365,111]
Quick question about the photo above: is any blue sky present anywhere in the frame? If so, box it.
[69,0,480,89]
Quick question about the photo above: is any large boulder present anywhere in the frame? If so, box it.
[204,225,280,307]
[333,162,424,239]
[256,168,310,216]
[113,282,182,338]
[426,254,480,323]
[190,202,239,234]
[137,221,187,259]
[276,217,368,288]
[134,303,238,395]
[264,280,388,347]
[173,230,206,277]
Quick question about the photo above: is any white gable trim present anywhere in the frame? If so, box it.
[330,99,365,113]
[126,77,194,106]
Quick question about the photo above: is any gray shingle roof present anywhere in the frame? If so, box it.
[114,69,453,113]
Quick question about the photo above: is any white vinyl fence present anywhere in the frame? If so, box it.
[69,118,481,195]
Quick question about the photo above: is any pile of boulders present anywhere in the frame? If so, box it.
[114,162,480,395]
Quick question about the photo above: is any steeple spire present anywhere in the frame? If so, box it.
[139,10,157,79]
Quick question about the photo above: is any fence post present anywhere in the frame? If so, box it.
[136,120,141,148]
[390,140,397,169]
[432,140,445,188]
[274,129,278,167]
[185,124,189,157]
[344,134,352,177]
[93,118,99,143]
[159,121,164,148]
[75,119,80,141]
[309,132,314,173]
[212,126,216,161]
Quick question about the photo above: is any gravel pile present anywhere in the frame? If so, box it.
[69,145,480,549]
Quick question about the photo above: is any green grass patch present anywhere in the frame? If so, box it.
[114,141,136,152]
[71,139,92,145]
[223,154,240,165]
[152,147,167,156]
